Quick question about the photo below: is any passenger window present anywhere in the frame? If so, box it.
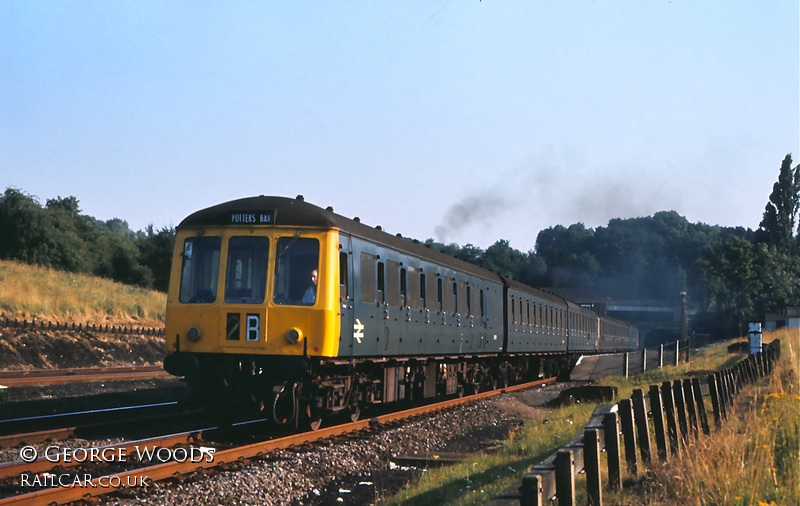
[452,281,458,315]
[511,296,516,324]
[339,251,348,300]
[519,299,523,325]
[479,289,485,320]
[527,301,531,326]
[224,236,268,304]
[360,252,375,303]
[272,237,319,306]
[377,261,386,304]
[465,285,471,316]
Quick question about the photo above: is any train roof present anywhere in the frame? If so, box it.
[178,195,500,282]
[599,312,632,327]
[501,276,568,307]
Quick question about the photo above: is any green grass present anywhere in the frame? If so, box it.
[0,259,166,326]
[383,402,596,506]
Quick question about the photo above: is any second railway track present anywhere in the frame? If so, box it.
[0,366,169,387]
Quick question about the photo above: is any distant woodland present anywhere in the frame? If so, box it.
[2,155,798,338]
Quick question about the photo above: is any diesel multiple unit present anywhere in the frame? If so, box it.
[164,195,638,427]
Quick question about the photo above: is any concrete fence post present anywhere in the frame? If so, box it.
[707,374,722,430]
[661,381,681,457]
[603,412,622,490]
[619,399,638,476]
[673,380,689,445]
[691,378,710,436]
[632,389,652,465]
[649,384,669,461]
[584,429,602,506]
[682,379,699,438]
[520,474,543,506]
[555,450,575,506]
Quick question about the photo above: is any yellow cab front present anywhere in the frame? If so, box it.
[164,226,341,368]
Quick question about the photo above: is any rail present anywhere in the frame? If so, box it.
[0,317,164,337]
[0,366,169,386]
[488,339,781,506]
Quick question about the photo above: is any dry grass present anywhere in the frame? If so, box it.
[0,260,166,326]
[610,327,800,506]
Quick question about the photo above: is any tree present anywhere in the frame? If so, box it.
[758,154,800,250]
[698,236,760,337]
[0,188,92,273]
[45,196,80,214]
[535,223,597,287]
[136,225,175,292]
[481,239,527,279]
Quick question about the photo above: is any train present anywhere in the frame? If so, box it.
[163,195,638,428]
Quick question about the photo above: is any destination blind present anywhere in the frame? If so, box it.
[227,210,275,225]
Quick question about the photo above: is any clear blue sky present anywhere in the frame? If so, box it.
[2,1,798,250]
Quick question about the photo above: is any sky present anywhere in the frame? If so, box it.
[2,1,798,252]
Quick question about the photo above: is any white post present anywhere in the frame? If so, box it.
[748,323,762,355]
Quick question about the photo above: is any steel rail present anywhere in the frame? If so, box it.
[0,366,169,386]
[0,366,163,379]
[0,428,77,450]
[0,377,555,506]
[0,401,180,426]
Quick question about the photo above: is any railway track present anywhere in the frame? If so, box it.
[0,428,78,449]
[0,401,195,435]
[0,377,555,505]
[0,366,168,386]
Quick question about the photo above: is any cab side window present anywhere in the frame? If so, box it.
[272,237,319,306]
[339,251,348,300]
